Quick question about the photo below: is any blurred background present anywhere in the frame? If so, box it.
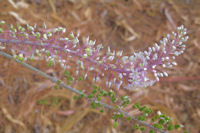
[0,0,199,133]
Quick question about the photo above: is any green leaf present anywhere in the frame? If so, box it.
[133,103,140,109]
[167,124,173,130]
[73,95,78,100]
[134,124,139,130]
[149,129,155,133]
[100,109,104,113]
[53,85,58,90]
[113,121,118,128]
[96,102,101,107]
[56,80,61,85]
[80,94,85,98]
[97,96,101,101]
[112,114,118,120]
[158,119,166,125]
[138,115,146,121]
[93,84,98,89]
[48,60,53,67]
[90,101,96,109]
[140,127,146,131]
[64,70,70,76]
[45,51,50,57]
[79,91,85,98]
[144,108,152,114]
[78,76,83,81]
[139,106,147,111]
[153,123,163,129]
[175,124,180,129]
[111,97,117,103]
[127,116,132,121]
[119,113,124,118]
[92,89,97,94]
[108,90,115,97]
[88,94,93,99]
[66,76,73,85]
[113,105,119,110]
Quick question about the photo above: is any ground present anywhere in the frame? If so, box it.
[0,0,199,133]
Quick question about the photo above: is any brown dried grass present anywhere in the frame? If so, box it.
[0,0,199,133]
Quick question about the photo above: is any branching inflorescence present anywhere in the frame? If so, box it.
[0,21,189,132]
[0,21,188,90]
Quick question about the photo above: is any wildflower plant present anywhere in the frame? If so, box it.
[0,20,189,133]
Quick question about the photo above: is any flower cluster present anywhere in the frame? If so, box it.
[0,21,188,90]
